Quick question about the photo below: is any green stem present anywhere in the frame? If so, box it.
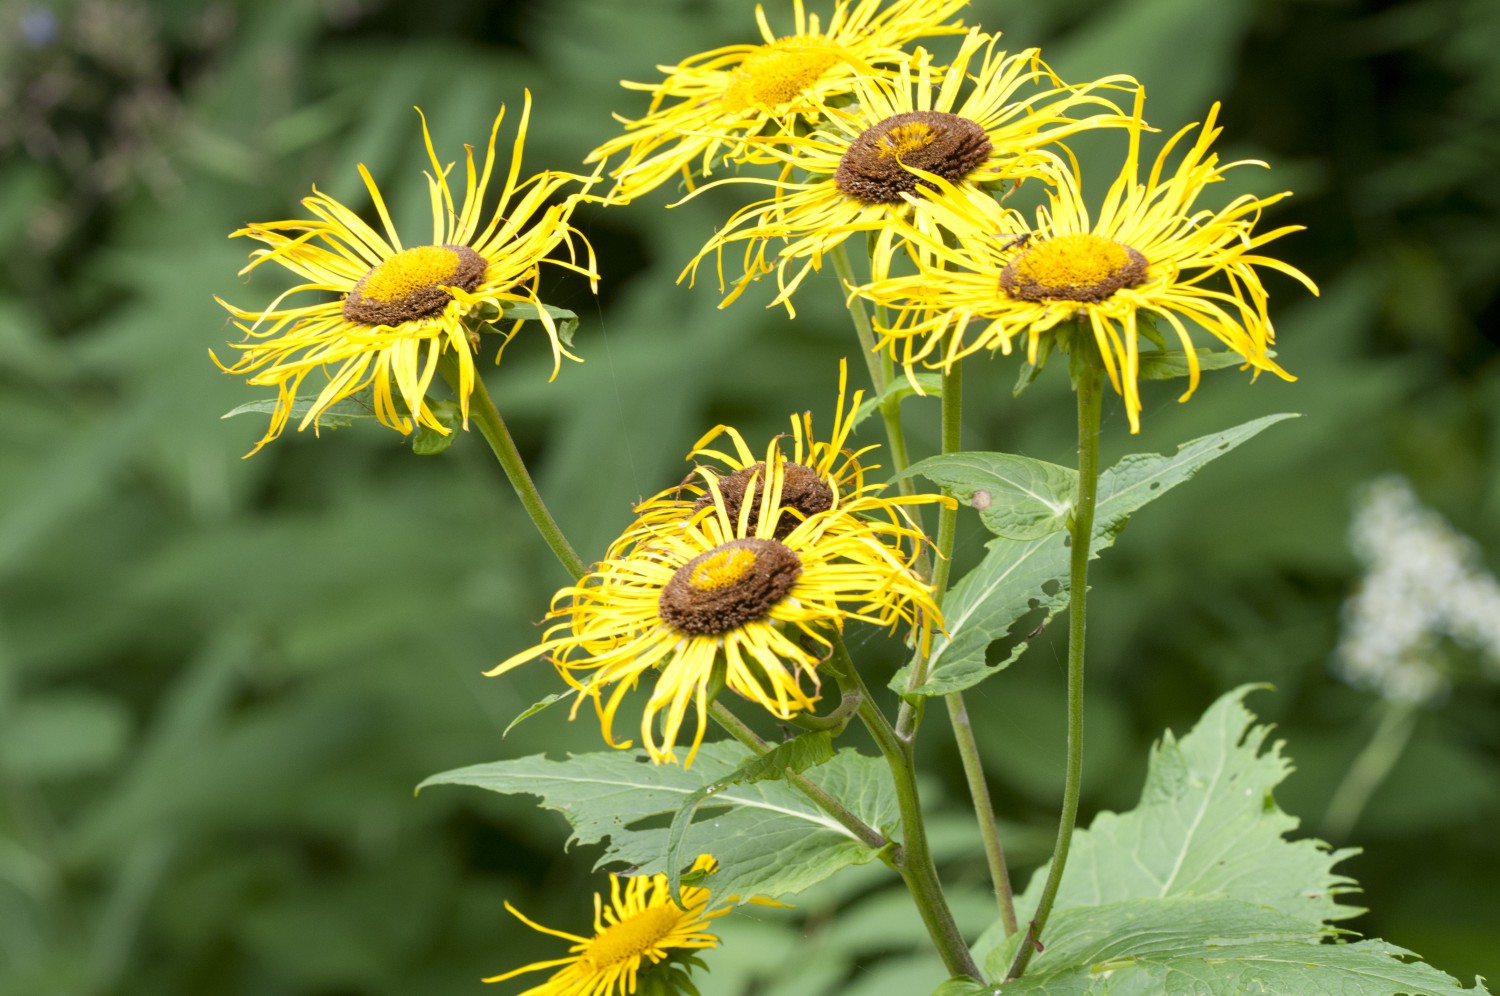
[830,242,915,497]
[1322,698,1418,841]
[896,360,962,739]
[445,360,588,582]
[829,241,886,393]
[707,701,888,852]
[1006,343,1103,981]
[831,637,981,982]
[947,693,1018,935]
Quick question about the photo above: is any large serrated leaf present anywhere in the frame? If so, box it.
[951,689,1488,996]
[418,742,894,902]
[967,900,1486,995]
[893,414,1298,697]
[898,453,1076,541]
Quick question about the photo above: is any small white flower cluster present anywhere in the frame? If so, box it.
[1335,475,1500,703]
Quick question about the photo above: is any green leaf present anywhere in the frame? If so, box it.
[1137,347,1267,381]
[665,732,834,903]
[221,386,377,429]
[976,900,1488,995]
[898,453,1076,541]
[502,689,577,738]
[491,300,580,349]
[893,414,1298,697]
[410,398,462,455]
[851,374,943,430]
[960,691,1489,995]
[1012,334,1055,398]
[418,742,894,902]
[1014,686,1361,927]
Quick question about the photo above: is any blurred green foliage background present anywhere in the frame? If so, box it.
[1,0,1497,992]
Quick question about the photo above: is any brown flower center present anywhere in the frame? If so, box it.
[658,538,802,636]
[694,462,834,540]
[998,233,1149,303]
[834,111,993,205]
[342,244,487,327]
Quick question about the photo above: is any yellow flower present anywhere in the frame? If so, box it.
[586,0,969,204]
[486,457,942,766]
[623,360,934,546]
[485,854,728,994]
[858,92,1318,431]
[684,30,1135,311]
[213,94,597,455]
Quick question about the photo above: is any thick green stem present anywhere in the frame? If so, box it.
[1006,345,1104,981]
[707,701,888,852]
[446,362,588,582]
[831,638,981,982]
[1322,698,1418,841]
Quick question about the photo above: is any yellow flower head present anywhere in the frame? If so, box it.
[213,94,598,455]
[586,0,969,204]
[486,854,728,994]
[858,91,1319,431]
[624,360,935,546]
[683,30,1135,312]
[486,453,943,766]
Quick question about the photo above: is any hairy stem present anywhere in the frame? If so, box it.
[1006,343,1103,981]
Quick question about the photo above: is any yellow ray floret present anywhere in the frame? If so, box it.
[486,461,944,766]
[857,89,1318,432]
[586,0,969,204]
[623,359,939,548]
[486,854,729,994]
[681,30,1136,312]
[213,93,598,454]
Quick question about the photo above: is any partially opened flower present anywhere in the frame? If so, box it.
[684,30,1134,310]
[214,94,596,454]
[486,854,728,994]
[858,92,1317,431]
[487,462,941,765]
[586,0,968,204]
[624,360,932,545]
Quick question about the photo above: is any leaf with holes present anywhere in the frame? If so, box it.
[418,741,894,902]
[892,414,1298,697]
[896,453,1076,541]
